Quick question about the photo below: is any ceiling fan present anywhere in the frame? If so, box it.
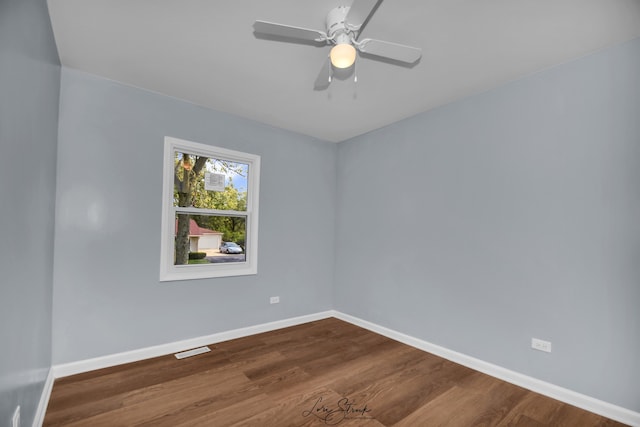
[253,0,422,90]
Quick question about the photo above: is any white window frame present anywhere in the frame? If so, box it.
[160,136,260,281]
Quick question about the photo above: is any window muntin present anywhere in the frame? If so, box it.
[160,137,260,281]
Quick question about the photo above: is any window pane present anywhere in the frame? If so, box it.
[174,213,247,265]
[173,152,249,211]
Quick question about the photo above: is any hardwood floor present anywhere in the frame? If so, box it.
[44,318,627,426]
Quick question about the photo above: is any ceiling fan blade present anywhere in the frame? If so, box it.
[314,56,332,91]
[345,0,381,32]
[357,38,422,64]
[253,20,327,43]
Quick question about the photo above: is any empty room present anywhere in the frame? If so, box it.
[1,0,639,426]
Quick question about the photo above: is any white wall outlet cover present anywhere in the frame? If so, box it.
[531,338,552,353]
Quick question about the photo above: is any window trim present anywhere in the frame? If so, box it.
[160,136,260,281]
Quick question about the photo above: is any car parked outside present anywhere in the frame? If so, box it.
[219,241,243,254]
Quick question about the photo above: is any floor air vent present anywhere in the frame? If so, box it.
[174,346,211,359]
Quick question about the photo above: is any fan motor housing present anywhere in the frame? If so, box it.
[326,6,352,39]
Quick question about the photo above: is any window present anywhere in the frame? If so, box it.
[160,136,260,281]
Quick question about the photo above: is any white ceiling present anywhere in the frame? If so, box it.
[47,0,640,142]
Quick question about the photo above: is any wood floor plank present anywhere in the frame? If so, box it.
[44,318,629,426]
[52,368,249,426]
[49,348,231,412]
[172,393,274,427]
[392,384,496,426]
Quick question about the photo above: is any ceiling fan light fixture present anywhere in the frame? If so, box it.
[253,1,422,89]
[330,43,356,69]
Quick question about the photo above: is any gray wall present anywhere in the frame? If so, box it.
[52,69,336,364]
[0,0,60,424]
[335,37,640,411]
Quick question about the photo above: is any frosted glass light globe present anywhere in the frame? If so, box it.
[330,43,356,68]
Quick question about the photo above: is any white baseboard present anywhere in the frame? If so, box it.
[33,368,54,427]
[332,311,640,427]
[44,309,639,426]
[53,310,334,378]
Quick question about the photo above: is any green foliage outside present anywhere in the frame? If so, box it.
[190,175,247,246]
[174,153,248,260]
[188,252,207,260]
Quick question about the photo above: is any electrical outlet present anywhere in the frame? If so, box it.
[531,338,552,353]
[12,405,20,427]
[270,296,280,304]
